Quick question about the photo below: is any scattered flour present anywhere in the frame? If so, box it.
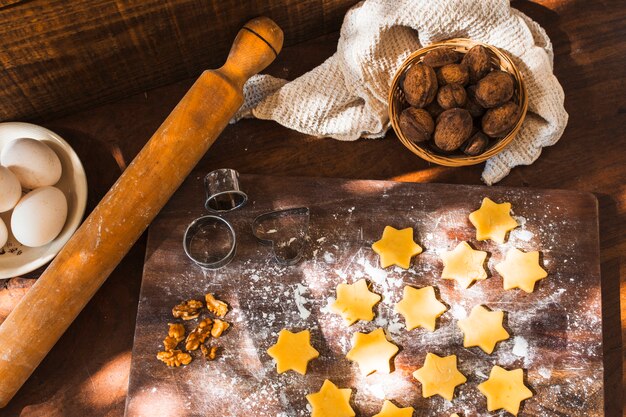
[515,229,534,242]
[512,336,529,358]
[449,304,467,319]
[293,284,311,320]
[364,383,386,399]
[538,367,552,379]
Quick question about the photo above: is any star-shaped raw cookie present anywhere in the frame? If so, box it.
[346,328,399,375]
[330,278,381,325]
[412,353,466,401]
[395,285,447,331]
[495,248,547,293]
[267,329,319,375]
[451,414,460,417]
[440,241,488,288]
[469,197,518,243]
[478,366,533,416]
[306,379,355,417]
[372,400,414,417]
[372,226,423,269]
[457,305,510,354]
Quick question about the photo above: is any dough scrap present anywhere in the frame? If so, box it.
[346,328,399,375]
[372,400,414,417]
[395,285,447,331]
[469,197,518,243]
[306,379,355,417]
[330,278,381,325]
[477,366,533,416]
[495,247,547,293]
[266,329,319,375]
[440,241,488,288]
[457,305,510,354]
[372,226,423,269]
[412,353,466,401]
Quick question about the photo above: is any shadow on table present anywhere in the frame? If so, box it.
[596,192,624,417]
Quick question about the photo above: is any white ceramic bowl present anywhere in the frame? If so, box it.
[0,122,87,279]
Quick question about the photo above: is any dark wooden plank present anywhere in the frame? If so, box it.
[126,174,602,416]
[0,0,358,121]
[0,0,624,415]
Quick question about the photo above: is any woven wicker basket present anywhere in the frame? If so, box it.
[388,38,528,166]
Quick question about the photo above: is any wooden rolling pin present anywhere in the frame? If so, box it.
[0,17,283,407]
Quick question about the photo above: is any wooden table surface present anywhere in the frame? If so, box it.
[0,1,623,416]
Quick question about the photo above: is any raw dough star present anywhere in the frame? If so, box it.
[330,278,381,325]
[395,285,447,331]
[412,353,466,401]
[306,379,355,417]
[469,197,518,243]
[372,400,414,417]
[451,414,460,417]
[346,328,399,375]
[267,329,319,375]
[457,305,510,354]
[477,366,533,416]
[495,248,548,293]
[372,226,423,269]
[440,241,488,288]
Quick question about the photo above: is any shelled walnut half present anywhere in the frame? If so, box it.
[172,299,203,320]
[157,349,192,367]
[205,293,229,317]
[185,318,213,351]
[211,319,230,338]
[163,323,186,350]
[201,344,218,361]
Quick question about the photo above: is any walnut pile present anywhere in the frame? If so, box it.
[157,293,230,367]
[399,44,520,156]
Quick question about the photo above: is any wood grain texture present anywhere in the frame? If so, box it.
[0,0,357,122]
[0,0,623,415]
[0,17,283,408]
[125,174,603,416]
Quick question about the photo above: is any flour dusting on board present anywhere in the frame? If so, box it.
[128,179,604,417]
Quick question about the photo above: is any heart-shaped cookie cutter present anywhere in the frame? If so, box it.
[252,207,310,265]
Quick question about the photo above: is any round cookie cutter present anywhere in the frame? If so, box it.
[204,168,248,212]
[183,215,237,269]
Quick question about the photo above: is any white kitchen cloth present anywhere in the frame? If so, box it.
[231,0,568,185]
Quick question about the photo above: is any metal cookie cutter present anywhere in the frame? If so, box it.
[204,168,248,212]
[183,215,237,269]
[252,207,310,265]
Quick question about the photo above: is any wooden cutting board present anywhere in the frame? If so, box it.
[125,174,603,417]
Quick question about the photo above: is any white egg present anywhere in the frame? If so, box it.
[11,186,68,247]
[1,138,62,189]
[0,217,7,248]
[0,166,22,212]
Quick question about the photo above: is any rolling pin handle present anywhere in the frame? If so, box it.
[220,17,284,87]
